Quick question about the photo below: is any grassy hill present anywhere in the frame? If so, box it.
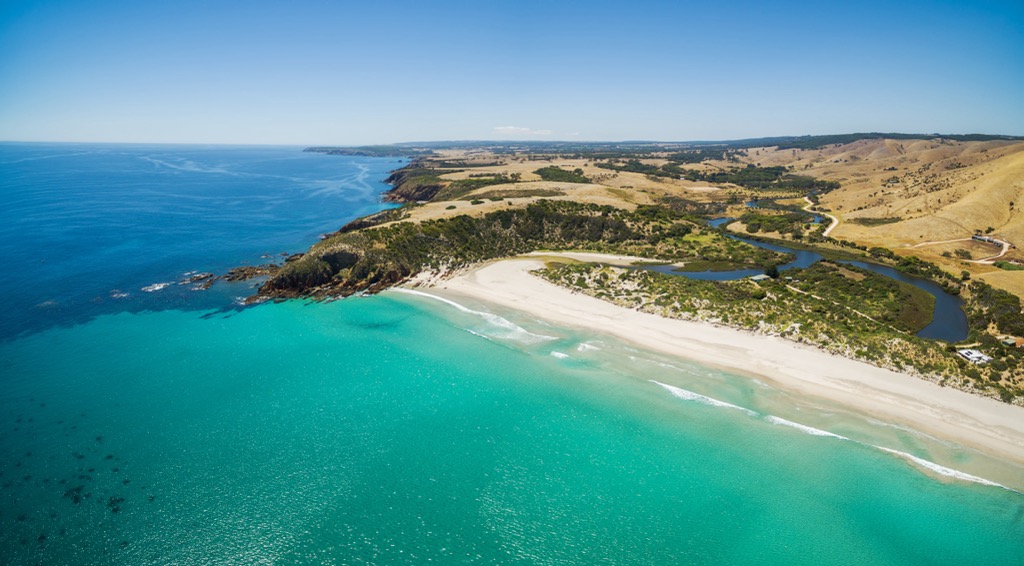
[262,136,1024,402]
[326,135,1024,296]
[751,139,1024,295]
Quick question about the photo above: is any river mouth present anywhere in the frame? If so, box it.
[642,218,968,342]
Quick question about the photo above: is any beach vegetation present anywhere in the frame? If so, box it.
[336,207,410,233]
[262,200,788,299]
[541,261,1023,401]
[968,281,1024,336]
[285,140,1024,402]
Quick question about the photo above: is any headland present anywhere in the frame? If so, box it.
[250,135,1024,411]
[214,134,1024,468]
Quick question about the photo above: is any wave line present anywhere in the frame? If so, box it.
[650,380,758,416]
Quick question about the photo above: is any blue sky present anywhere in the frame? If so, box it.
[1,0,1021,144]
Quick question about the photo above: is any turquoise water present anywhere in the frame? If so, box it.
[2,297,1023,564]
[2,145,1023,564]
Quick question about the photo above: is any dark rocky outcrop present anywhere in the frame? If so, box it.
[382,165,447,203]
[222,264,281,282]
[178,272,216,289]
[255,201,677,301]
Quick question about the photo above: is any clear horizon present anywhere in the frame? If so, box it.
[2,0,1022,145]
[4,132,1022,149]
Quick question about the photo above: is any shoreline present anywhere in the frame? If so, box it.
[415,254,1024,467]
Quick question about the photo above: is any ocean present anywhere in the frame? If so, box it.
[1,143,1022,564]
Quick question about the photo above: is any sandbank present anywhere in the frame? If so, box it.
[420,254,1024,466]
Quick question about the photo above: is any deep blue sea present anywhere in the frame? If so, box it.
[0,143,403,340]
[2,143,1023,564]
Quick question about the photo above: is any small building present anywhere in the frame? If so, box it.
[749,274,771,282]
[998,336,1024,348]
[957,349,992,365]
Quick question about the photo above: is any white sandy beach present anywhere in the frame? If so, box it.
[420,254,1024,466]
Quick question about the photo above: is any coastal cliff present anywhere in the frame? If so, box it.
[256,201,730,300]
[262,140,1024,403]
[382,163,447,203]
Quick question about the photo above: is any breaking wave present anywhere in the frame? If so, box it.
[650,380,758,416]
[651,380,1012,491]
[392,288,557,345]
[141,282,172,292]
[876,447,1012,490]
[765,415,848,439]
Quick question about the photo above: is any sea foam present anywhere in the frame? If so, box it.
[876,447,1011,490]
[653,378,1009,489]
[764,415,848,440]
[650,380,758,416]
[392,288,556,345]
[141,282,172,292]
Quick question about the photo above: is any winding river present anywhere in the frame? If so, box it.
[644,218,968,341]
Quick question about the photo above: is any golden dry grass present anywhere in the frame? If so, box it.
[976,270,1024,297]
[740,139,1024,295]
[907,239,999,260]
[394,141,1024,298]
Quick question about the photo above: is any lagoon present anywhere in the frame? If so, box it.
[648,218,969,341]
